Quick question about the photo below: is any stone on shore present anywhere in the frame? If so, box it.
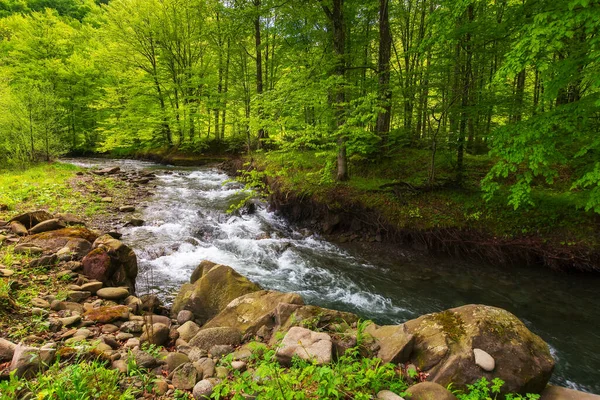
[276,327,332,365]
[172,263,260,324]
[405,382,457,400]
[96,287,129,300]
[188,327,241,351]
[364,323,415,364]
[9,210,53,229]
[0,337,16,362]
[29,218,66,234]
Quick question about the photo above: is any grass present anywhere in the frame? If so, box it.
[0,360,136,399]
[251,148,599,252]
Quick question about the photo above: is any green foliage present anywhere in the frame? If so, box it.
[212,346,407,399]
[454,377,540,400]
[0,361,136,399]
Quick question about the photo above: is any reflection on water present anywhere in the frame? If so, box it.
[63,158,600,394]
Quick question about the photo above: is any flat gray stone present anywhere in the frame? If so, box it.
[96,287,129,300]
[193,379,214,399]
[276,327,332,365]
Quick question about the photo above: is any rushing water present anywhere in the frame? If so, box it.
[64,158,600,394]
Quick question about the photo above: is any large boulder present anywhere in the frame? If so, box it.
[24,227,99,253]
[188,327,242,350]
[404,304,555,394]
[275,304,359,335]
[172,263,261,324]
[82,234,138,292]
[202,290,304,336]
[364,323,415,364]
[9,210,53,229]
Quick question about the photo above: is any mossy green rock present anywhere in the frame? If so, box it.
[404,304,555,394]
[24,227,99,252]
[203,290,304,336]
[171,264,261,324]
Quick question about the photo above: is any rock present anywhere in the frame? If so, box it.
[90,234,138,292]
[23,227,98,253]
[405,382,457,400]
[188,327,242,351]
[276,327,332,365]
[364,323,415,364]
[154,378,169,395]
[140,323,170,346]
[100,335,119,349]
[473,348,495,372]
[10,221,28,236]
[56,213,86,226]
[82,248,113,283]
[140,294,161,313]
[59,315,81,327]
[404,304,555,394]
[0,268,15,277]
[125,218,144,227]
[142,314,172,328]
[377,390,405,400]
[84,305,129,323]
[31,307,48,317]
[116,332,133,341]
[188,348,209,363]
[194,357,216,379]
[29,218,66,234]
[209,344,233,358]
[202,290,304,336]
[119,206,135,212]
[112,359,128,373]
[120,320,144,333]
[32,298,51,309]
[540,385,600,400]
[125,338,140,349]
[80,281,103,294]
[101,197,113,203]
[29,254,58,268]
[167,352,190,372]
[193,379,214,400]
[10,344,56,378]
[190,260,218,284]
[131,348,156,368]
[177,310,194,325]
[0,337,16,362]
[102,324,119,334]
[58,238,92,260]
[215,366,228,379]
[172,362,198,390]
[93,166,120,175]
[231,361,246,371]
[96,287,129,300]
[275,304,359,335]
[9,210,53,229]
[67,291,91,303]
[178,321,201,342]
[172,264,261,324]
[233,345,254,361]
[14,243,44,254]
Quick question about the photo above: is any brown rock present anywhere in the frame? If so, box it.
[82,248,114,283]
[405,382,457,400]
[188,327,242,351]
[29,218,66,234]
[24,227,99,253]
[9,221,28,236]
[84,305,129,324]
[364,323,415,364]
[9,210,53,229]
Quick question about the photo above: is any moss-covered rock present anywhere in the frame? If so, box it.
[24,227,99,252]
[202,290,304,336]
[171,263,261,324]
[404,304,555,394]
[83,305,130,324]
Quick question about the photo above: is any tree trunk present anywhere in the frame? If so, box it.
[376,0,392,144]
[457,4,474,183]
[254,0,266,148]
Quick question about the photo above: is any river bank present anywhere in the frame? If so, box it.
[1,160,599,398]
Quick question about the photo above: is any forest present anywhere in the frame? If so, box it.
[0,0,599,214]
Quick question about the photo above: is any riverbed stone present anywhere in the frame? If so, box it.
[14,243,44,254]
[10,221,28,236]
[167,352,190,372]
[209,344,234,358]
[202,290,304,336]
[29,218,65,234]
[377,390,405,400]
[189,327,241,350]
[403,304,555,394]
[10,344,56,378]
[119,206,135,212]
[67,290,91,303]
[9,210,53,229]
[364,323,414,364]
[96,287,129,300]
[23,227,98,253]
[0,268,15,277]
[91,234,138,292]
[131,348,156,368]
[540,385,600,400]
[172,362,198,390]
[0,337,16,362]
[80,281,103,294]
[276,327,332,365]
[194,357,215,379]
[193,379,214,400]
[84,305,129,323]
[473,348,495,372]
[405,382,457,400]
[140,323,170,346]
[172,264,261,324]
[177,310,194,324]
[178,321,201,342]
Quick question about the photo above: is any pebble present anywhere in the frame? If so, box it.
[116,332,133,341]
[125,338,140,349]
[59,315,81,327]
[177,310,194,325]
[67,291,91,302]
[0,269,15,277]
[193,380,214,400]
[96,287,129,300]
[231,361,247,371]
[473,348,495,372]
[31,298,51,309]
[80,281,103,294]
[119,206,135,212]
[101,324,119,334]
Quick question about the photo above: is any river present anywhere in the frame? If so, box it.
[64,158,600,394]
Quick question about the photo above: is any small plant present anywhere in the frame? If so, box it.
[454,377,541,400]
